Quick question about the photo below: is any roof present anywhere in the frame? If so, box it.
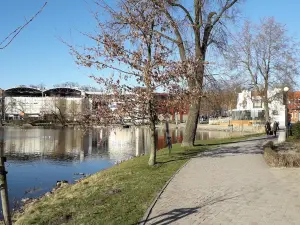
[4,87,42,97]
[43,87,83,97]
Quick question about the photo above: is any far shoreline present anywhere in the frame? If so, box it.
[1,122,264,133]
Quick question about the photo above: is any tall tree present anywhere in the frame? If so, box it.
[148,0,241,146]
[68,0,187,166]
[226,18,299,121]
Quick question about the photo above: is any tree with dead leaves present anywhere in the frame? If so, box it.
[68,0,189,166]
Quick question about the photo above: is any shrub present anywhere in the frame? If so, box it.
[292,122,300,139]
[264,147,300,167]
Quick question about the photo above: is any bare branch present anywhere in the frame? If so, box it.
[0,2,48,50]
[166,0,194,25]
[153,30,180,44]
[212,0,239,26]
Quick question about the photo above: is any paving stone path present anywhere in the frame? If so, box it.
[144,136,300,225]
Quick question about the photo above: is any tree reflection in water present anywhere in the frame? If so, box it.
[1,127,241,162]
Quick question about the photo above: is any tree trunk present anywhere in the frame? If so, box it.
[148,119,157,166]
[263,96,270,122]
[182,8,206,147]
[263,81,269,122]
[182,62,204,147]
[182,101,200,147]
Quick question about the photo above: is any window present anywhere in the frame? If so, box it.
[253,100,262,108]
[272,110,278,115]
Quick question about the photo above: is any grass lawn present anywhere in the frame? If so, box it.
[13,133,264,225]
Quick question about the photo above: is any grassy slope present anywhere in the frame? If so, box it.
[14,133,264,225]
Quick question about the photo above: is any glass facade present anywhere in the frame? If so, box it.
[232,109,265,120]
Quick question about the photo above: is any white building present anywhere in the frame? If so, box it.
[233,89,287,127]
[3,87,89,120]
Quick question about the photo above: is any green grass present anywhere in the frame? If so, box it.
[13,133,264,225]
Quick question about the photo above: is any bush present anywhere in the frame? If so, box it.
[292,122,300,138]
[264,146,300,167]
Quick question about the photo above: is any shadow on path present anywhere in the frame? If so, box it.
[140,193,242,225]
[159,136,276,164]
[200,144,263,158]
[200,136,277,158]
[194,136,275,147]
[141,207,199,225]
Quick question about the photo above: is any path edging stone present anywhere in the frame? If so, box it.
[140,159,192,225]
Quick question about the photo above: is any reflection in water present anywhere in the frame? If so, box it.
[1,127,239,162]
[0,126,240,211]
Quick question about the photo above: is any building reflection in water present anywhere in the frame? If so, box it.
[1,127,152,163]
[0,127,239,163]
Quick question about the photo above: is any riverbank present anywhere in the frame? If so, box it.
[11,133,264,225]
[156,123,264,133]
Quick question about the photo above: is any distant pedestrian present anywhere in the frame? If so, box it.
[272,121,278,137]
[167,136,172,149]
[265,121,271,135]
[288,121,292,136]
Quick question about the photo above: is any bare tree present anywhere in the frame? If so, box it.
[54,82,80,89]
[42,97,68,126]
[0,2,47,50]
[203,79,242,117]
[53,82,100,92]
[28,83,46,91]
[52,98,68,126]
[4,97,26,118]
[226,18,299,121]
[146,0,242,146]
[69,100,80,121]
[80,85,101,92]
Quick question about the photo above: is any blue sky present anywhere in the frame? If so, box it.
[0,0,299,89]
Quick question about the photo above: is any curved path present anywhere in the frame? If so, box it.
[144,136,300,225]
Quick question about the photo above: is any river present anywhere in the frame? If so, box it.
[0,126,240,211]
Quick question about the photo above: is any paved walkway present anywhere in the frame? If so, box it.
[144,136,300,225]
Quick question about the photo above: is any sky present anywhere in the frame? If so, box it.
[1,0,300,89]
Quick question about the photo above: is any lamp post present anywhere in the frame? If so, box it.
[283,87,289,138]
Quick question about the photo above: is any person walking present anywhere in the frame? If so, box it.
[265,121,271,135]
[272,121,278,137]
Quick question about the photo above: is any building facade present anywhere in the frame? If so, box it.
[232,89,286,127]
[288,91,300,123]
[3,87,87,121]
[1,87,189,123]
